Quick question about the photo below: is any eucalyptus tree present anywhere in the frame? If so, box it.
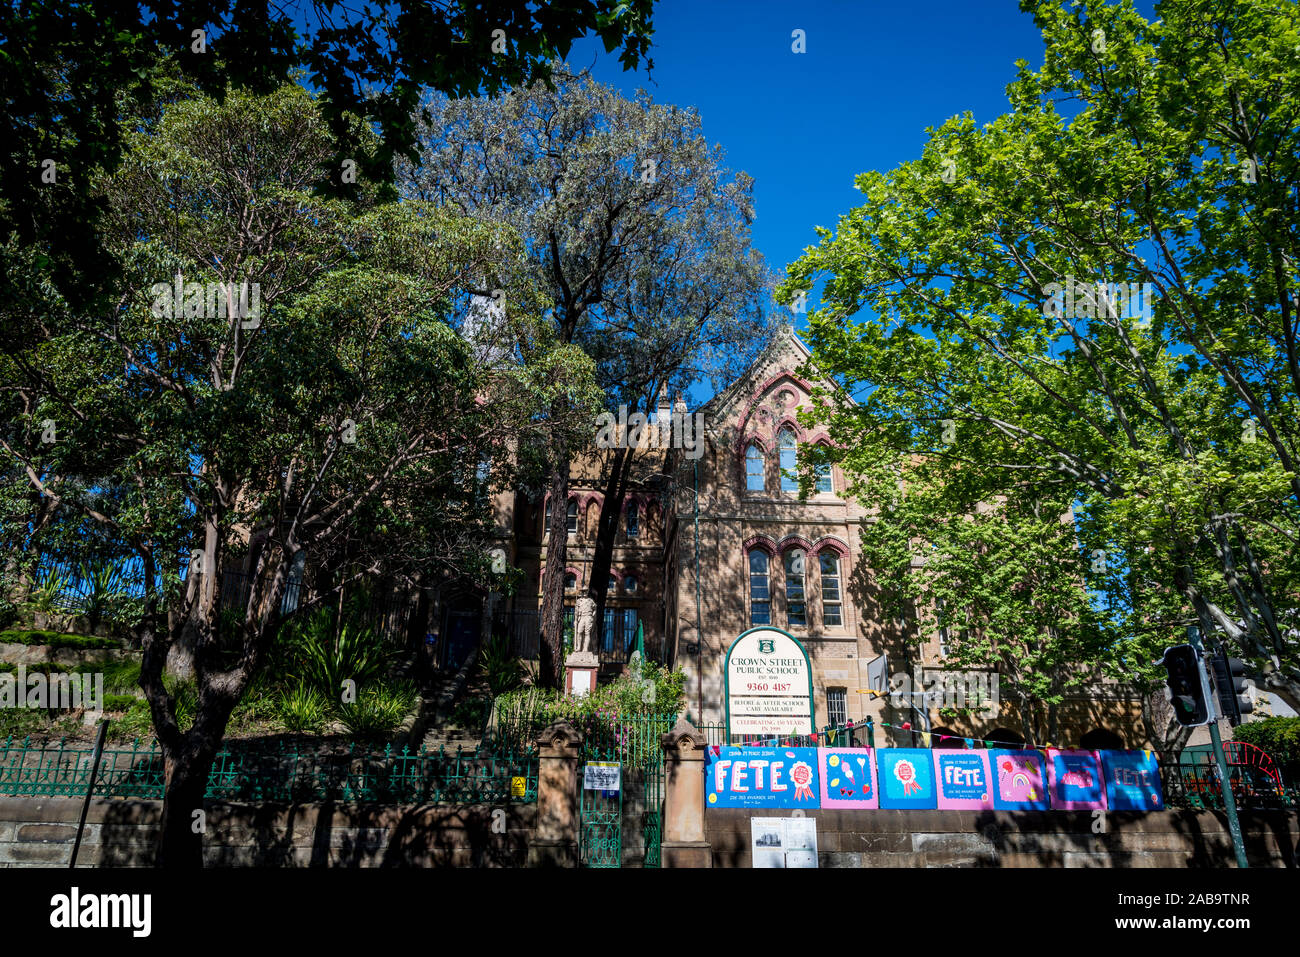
[0,82,561,866]
[404,68,774,685]
[781,0,1300,724]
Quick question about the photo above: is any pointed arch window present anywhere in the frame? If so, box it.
[748,550,771,625]
[778,428,799,492]
[626,502,639,538]
[745,443,766,492]
[814,449,832,494]
[566,499,578,535]
[819,552,842,627]
[785,548,807,627]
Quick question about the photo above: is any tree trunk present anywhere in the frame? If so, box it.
[538,454,571,690]
[155,738,219,868]
[588,447,632,655]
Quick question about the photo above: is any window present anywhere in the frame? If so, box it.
[626,503,639,538]
[603,607,615,651]
[820,552,842,627]
[778,428,799,492]
[785,549,806,628]
[476,455,491,485]
[624,575,638,595]
[564,572,577,592]
[745,443,766,492]
[623,608,638,652]
[827,688,847,729]
[815,454,832,493]
[748,550,771,625]
[566,499,578,535]
[608,575,617,592]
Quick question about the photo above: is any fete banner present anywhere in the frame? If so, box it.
[933,750,994,810]
[1100,750,1165,811]
[706,745,820,809]
[818,748,878,808]
[1047,749,1107,810]
[989,750,1050,811]
[724,627,815,738]
[877,748,937,809]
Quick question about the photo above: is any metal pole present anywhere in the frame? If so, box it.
[70,719,109,869]
[1189,629,1248,868]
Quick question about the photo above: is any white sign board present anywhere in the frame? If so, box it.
[583,761,621,791]
[725,628,814,737]
[750,817,819,869]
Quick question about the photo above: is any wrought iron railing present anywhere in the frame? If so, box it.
[0,735,538,804]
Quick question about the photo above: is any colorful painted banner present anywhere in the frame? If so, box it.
[933,750,994,809]
[877,748,937,809]
[818,748,878,808]
[1047,749,1107,810]
[706,746,820,809]
[989,750,1050,811]
[1100,750,1165,811]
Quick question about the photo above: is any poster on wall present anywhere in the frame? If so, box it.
[1046,749,1107,810]
[818,748,878,808]
[933,750,994,810]
[724,627,815,738]
[706,746,820,809]
[877,748,938,809]
[1100,750,1165,811]
[989,750,1050,811]
[751,817,819,868]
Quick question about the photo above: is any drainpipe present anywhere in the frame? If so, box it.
[694,456,703,721]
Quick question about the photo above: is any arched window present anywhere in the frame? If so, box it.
[814,449,832,493]
[566,499,578,535]
[785,549,806,628]
[608,575,617,592]
[745,443,766,492]
[564,572,578,592]
[626,502,639,538]
[748,550,770,625]
[819,552,842,627]
[624,574,638,595]
[778,428,799,492]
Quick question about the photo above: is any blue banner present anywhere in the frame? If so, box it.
[706,746,820,809]
[1100,750,1165,811]
[877,748,937,809]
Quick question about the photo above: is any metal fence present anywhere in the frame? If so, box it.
[0,736,538,804]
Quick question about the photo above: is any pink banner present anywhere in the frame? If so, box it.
[932,750,995,809]
[1046,748,1107,810]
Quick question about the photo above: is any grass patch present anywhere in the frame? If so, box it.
[0,630,120,650]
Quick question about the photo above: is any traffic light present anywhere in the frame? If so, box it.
[1210,649,1254,727]
[1161,644,1209,727]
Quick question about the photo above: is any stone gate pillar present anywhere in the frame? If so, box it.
[526,721,582,868]
[660,718,711,868]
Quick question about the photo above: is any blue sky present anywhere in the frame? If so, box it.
[569,0,1157,322]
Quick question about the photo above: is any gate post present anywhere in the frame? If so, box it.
[660,718,712,868]
[527,721,583,868]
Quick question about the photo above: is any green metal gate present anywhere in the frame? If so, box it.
[578,713,671,867]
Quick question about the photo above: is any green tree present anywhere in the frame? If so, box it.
[781,0,1300,732]
[0,83,562,866]
[405,68,774,685]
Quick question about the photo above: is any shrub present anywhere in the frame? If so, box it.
[336,681,418,737]
[275,683,331,734]
[277,607,388,702]
[478,634,526,696]
[1233,716,1300,769]
[0,630,119,649]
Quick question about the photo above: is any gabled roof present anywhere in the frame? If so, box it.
[700,323,852,420]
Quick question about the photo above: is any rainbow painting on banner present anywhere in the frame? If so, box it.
[933,750,994,809]
[989,749,1050,811]
[1046,748,1107,810]
[1100,750,1165,811]
[877,748,937,809]
[818,748,878,809]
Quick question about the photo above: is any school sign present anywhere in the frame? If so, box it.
[724,627,815,738]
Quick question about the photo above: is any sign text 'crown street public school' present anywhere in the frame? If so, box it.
[725,627,815,738]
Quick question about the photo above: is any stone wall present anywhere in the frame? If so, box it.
[0,798,535,867]
[705,807,1300,868]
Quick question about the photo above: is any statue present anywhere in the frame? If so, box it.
[573,595,597,655]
